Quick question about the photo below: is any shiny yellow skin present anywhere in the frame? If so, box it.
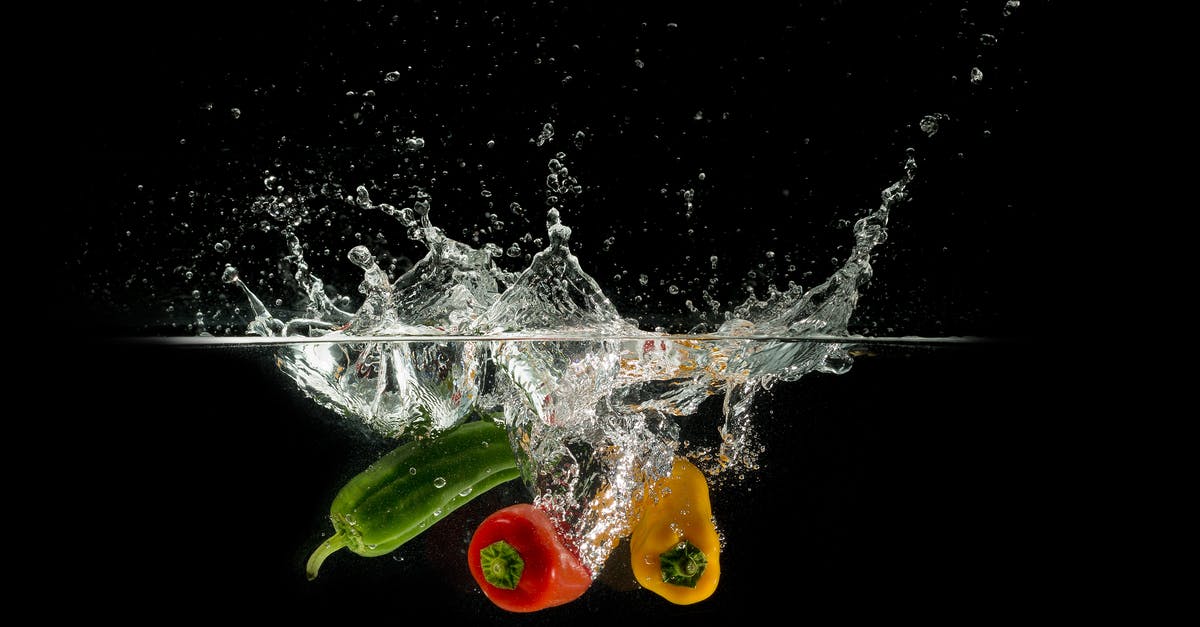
[629,456,721,604]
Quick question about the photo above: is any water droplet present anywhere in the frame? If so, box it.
[385,70,401,82]
[710,256,719,269]
[548,222,572,247]
[409,467,417,475]
[536,122,554,146]
[191,289,201,298]
[634,58,645,69]
[487,140,495,148]
[458,487,474,497]
[366,543,378,550]
[1003,0,1020,17]
[920,114,943,137]
[432,508,443,517]
[765,251,775,259]
[348,245,374,269]
[405,137,425,150]
[214,239,230,253]
[698,172,706,181]
[230,108,241,119]
[221,266,239,283]
[433,477,447,488]
[638,274,649,286]
[481,440,490,448]
[506,243,522,257]
[970,67,983,85]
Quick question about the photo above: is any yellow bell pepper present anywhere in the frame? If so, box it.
[629,456,721,604]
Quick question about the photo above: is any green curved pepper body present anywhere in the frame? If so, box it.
[307,420,519,579]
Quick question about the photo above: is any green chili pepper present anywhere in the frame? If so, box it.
[306,419,520,580]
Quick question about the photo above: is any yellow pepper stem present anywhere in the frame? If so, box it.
[659,540,708,587]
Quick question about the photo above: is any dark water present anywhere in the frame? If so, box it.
[57,340,1051,621]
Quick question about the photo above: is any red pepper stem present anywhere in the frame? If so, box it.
[479,540,525,590]
[305,533,347,581]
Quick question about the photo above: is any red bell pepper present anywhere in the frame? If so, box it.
[467,503,592,612]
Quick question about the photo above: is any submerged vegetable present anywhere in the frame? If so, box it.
[468,503,592,612]
[629,456,721,604]
[306,420,520,580]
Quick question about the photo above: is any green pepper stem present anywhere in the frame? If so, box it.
[306,533,347,581]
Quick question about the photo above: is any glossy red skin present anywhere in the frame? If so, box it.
[468,503,592,612]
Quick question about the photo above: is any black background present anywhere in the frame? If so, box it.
[36,1,1059,621]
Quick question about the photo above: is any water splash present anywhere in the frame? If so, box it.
[222,150,917,575]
